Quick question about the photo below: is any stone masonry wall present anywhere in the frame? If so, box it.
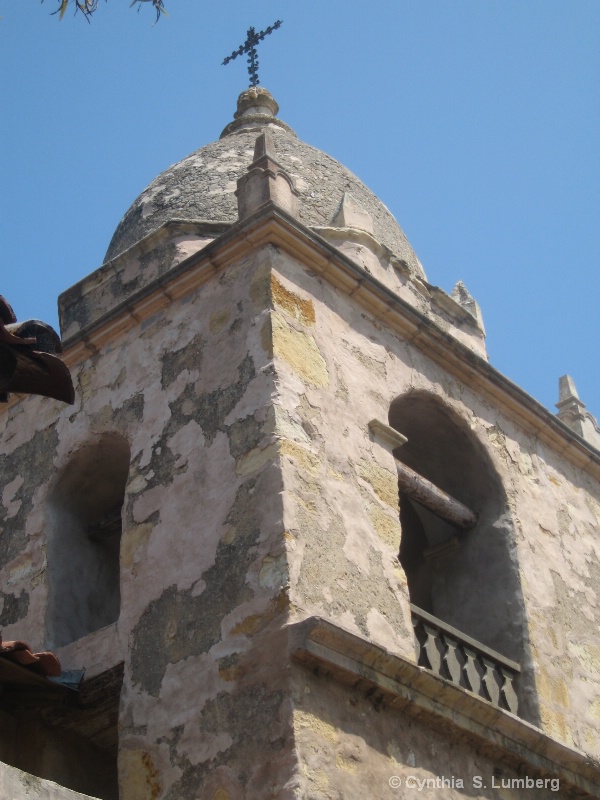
[267,246,600,761]
[291,664,572,800]
[0,246,299,798]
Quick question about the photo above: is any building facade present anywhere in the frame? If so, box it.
[0,88,599,799]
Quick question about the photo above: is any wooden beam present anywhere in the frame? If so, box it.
[395,458,477,530]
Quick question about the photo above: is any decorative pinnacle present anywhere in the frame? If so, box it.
[222,21,283,87]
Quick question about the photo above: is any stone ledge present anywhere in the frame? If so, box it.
[289,617,600,799]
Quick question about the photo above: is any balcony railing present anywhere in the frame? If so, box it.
[411,605,520,715]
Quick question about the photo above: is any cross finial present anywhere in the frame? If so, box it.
[222,21,283,87]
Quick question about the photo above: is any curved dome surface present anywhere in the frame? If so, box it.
[105,91,420,274]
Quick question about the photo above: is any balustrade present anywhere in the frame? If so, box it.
[411,605,520,715]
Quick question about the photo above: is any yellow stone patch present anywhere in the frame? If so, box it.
[335,752,358,774]
[230,592,289,636]
[235,442,279,476]
[209,308,231,333]
[294,709,339,743]
[358,459,399,509]
[121,523,153,569]
[260,316,274,357]
[119,749,161,800]
[271,274,316,326]
[537,667,570,708]
[213,789,229,800]
[272,312,328,387]
[280,439,322,477]
[368,503,401,551]
[539,704,573,746]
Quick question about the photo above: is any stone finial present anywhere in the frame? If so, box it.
[451,281,486,335]
[558,374,580,403]
[235,131,299,220]
[331,193,375,235]
[556,374,600,449]
[236,87,279,118]
[220,88,296,139]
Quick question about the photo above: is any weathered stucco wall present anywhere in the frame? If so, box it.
[1,221,598,798]
[266,246,600,760]
[0,246,298,798]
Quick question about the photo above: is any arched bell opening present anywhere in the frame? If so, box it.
[389,392,533,719]
[46,433,130,649]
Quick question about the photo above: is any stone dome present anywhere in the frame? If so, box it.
[105,88,421,275]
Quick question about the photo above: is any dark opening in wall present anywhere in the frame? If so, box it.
[46,434,130,649]
[389,392,522,664]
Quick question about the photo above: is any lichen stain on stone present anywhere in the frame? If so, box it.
[272,312,329,388]
[131,481,258,695]
[0,425,58,570]
[226,414,263,460]
[193,353,256,445]
[296,514,405,639]
[89,392,144,437]
[271,274,315,326]
[119,749,162,800]
[162,686,286,800]
[161,332,205,389]
[0,588,30,626]
[217,653,242,682]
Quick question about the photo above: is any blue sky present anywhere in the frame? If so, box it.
[1,1,598,419]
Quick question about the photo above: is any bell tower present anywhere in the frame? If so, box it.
[0,89,599,799]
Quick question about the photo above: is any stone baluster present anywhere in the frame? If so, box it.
[499,667,519,714]
[462,646,482,696]
[422,623,442,674]
[442,634,462,685]
[481,657,501,706]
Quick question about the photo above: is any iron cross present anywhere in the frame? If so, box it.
[222,21,283,87]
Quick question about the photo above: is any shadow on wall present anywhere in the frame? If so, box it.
[45,433,130,649]
[389,391,539,724]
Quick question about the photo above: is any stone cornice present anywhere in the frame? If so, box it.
[7,203,598,477]
[289,617,600,799]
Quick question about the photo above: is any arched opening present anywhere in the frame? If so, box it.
[390,392,528,714]
[46,434,130,649]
